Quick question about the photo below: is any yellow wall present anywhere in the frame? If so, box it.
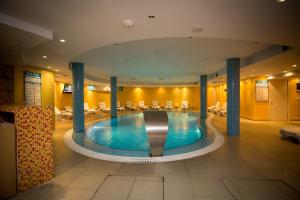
[14,65,55,107]
[55,77,300,121]
[55,82,110,110]
[117,86,200,108]
[211,77,269,120]
[55,84,200,109]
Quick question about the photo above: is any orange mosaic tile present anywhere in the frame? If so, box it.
[0,106,54,192]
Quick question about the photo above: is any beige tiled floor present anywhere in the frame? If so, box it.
[11,114,300,200]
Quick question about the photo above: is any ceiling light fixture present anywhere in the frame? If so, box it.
[55,69,59,72]
[265,74,270,77]
[292,64,297,67]
[283,71,287,73]
[42,55,47,59]
[276,0,286,2]
[47,66,51,69]
[252,69,255,72]
[122,19,134,27]
[59,39,66,43]
[268,76,275,80]
[284,72,294,77]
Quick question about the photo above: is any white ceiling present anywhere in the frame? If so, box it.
[0,0,300,85]
[76,37,270,83]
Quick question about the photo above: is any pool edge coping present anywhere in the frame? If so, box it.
[63,113,224,163]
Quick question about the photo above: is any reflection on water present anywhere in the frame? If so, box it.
[85,112,203,151]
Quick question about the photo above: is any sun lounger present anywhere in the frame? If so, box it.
[165,100,173,110]
[139,101,149,110]
[117,101,125,111]
[208,101,220,112]
[99,102,110,112]
[126,101,137,111]
[55,107,72,120]
[152,100,160,110]
[84,102,96,114]
[181,100,188,111]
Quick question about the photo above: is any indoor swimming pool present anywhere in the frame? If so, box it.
[64,112,224,162]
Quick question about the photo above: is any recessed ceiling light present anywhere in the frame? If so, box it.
[268,76,275,80]
[292,64,297,67]
[59,39,66,43]
[265,74,270,77]
[42,55,47,59]
[283,71,287,73]
[47,66,51,69]
[276,0,286,2]
[55,69,59,72]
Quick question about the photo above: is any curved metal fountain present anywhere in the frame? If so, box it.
[143,110,168,157]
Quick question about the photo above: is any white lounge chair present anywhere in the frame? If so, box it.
[214,102,227,114]
[55,107,72,120]
[181,100,188,111]
[64,106,73,113]
[152,100,160,110]
[138,101,149,110]
[208,101,220,112]
[117,101,125,111]
[84,102,96,114]
[99,102,110,112]
[165,100,173,110]
[126,101,137,111]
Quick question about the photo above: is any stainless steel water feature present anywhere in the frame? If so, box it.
[143,110,168,157]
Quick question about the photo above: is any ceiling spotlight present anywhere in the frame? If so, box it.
[268,76,275,80]
[47,66,51,69]
[42,55,47,59]
[283,71,287,73]
[55,69,59,72]
[292,64,297,67]
[276,0,286,2]
[284,72,294,77]
[59,39,66,43]
[265,74,270,77]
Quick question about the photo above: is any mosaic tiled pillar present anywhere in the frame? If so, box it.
[110,76,117,118]
[71,62,85,133]
[227,58,240,136]
[200,75,207,119]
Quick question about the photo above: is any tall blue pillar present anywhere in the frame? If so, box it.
[226,58,240,136]
[200,75,207,119]
[110,77,117,118]
[71,62,85,133]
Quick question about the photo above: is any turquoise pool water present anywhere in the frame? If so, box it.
[85,112,202,151]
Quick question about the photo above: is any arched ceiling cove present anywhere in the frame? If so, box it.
[0,0,300,84]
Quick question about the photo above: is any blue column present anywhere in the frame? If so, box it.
[200,75,207,119]
[226,58,240,136]
[71,62,84,133]
[110,77,117,118]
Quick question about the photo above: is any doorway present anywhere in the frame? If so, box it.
[269,79,288,120]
